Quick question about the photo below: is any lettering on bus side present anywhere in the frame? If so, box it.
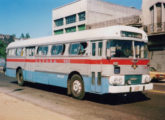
[64,59,70,63]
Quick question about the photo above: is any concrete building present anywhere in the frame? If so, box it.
[52,0,141,35]
[142,0,165,72]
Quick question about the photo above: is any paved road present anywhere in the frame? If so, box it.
[0,72,165,120]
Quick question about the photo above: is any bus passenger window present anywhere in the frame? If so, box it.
[92,43,96,56]
[8,49,16,56]
[26,47,35,56]
[98,42,102,56]
[51,44,65,55]
[79,42,87,55]
[37,46,48,56]
[16,48,23,56]
[8,49,12,56]
[69,43,80,55]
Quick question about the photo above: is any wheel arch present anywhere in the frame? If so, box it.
[16,66,22,73]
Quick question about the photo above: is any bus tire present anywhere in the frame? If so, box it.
[70,74,85,100]
[16,69,24,86]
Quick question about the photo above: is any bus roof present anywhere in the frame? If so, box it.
[7,25,148,49]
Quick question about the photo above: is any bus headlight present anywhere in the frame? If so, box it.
[142,75,151,83]
[109,76,124,85]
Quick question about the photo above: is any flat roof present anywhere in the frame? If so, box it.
[52,0,141,11]
[7,25,147,49]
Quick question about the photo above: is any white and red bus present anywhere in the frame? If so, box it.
[5,25,153,99]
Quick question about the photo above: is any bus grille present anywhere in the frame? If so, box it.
[125,75,142,85]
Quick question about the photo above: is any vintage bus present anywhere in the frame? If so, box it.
[5,25,153,99]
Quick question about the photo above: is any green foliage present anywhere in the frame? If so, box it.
[25,33,30,38]
[21,33,25,39]
[0,41,7,58]
[0,34,15,58]
[20,33,30,39]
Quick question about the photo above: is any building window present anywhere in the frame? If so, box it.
[156,3,162,28]
[150,6,154,24]
[54,18,63,27]
[78,24,86,31]
[65,26,76,33]
[54,29,64,35]
[150,6,154,32]
[66,15,76,24]
[78,12,86,21]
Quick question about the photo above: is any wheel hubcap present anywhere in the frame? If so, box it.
[73,80,82,94]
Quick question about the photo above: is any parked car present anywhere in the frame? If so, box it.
[150,67,165,81]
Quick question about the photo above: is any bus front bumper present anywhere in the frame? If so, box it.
[109,83,153,93]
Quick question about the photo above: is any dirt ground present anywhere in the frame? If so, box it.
[0,92,74,120]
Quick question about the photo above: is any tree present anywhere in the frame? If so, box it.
[20,33,25,39]
[8,35,15,43]
[25,33,30,39]
[0,41,7,58]
[20,33,30,39]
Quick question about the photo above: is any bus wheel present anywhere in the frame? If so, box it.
[70,74,85,100]
[16,69,24,86]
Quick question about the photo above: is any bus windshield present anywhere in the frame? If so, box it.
[107,40,133,58]
[107,40,148,59]
[135,41,148,59]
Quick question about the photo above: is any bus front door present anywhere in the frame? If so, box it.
[91,41,103,93]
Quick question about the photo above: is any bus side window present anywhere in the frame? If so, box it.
[92,43,96,56]
[98,42,102,56]
[26,47,35,56]
[37,46,48,56]
[8,49,13,56]
[12,49,16,56]
[69,43,80,55]
[51,44,65,56]
[79,42,87,55]
[16,48,23,56]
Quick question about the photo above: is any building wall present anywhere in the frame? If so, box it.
[86,15,141,29]
[149,50,165,72]
[142,0,165,72]
[87,0,141,24]
[52,0,87,35]
[52,0,141,35]
[142,0,165,25]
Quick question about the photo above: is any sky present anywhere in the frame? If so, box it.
[0,0,142,38]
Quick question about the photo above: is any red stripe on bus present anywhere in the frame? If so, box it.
[7,59,25,62]
[6,58,149,65]
[25,59,36,63]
